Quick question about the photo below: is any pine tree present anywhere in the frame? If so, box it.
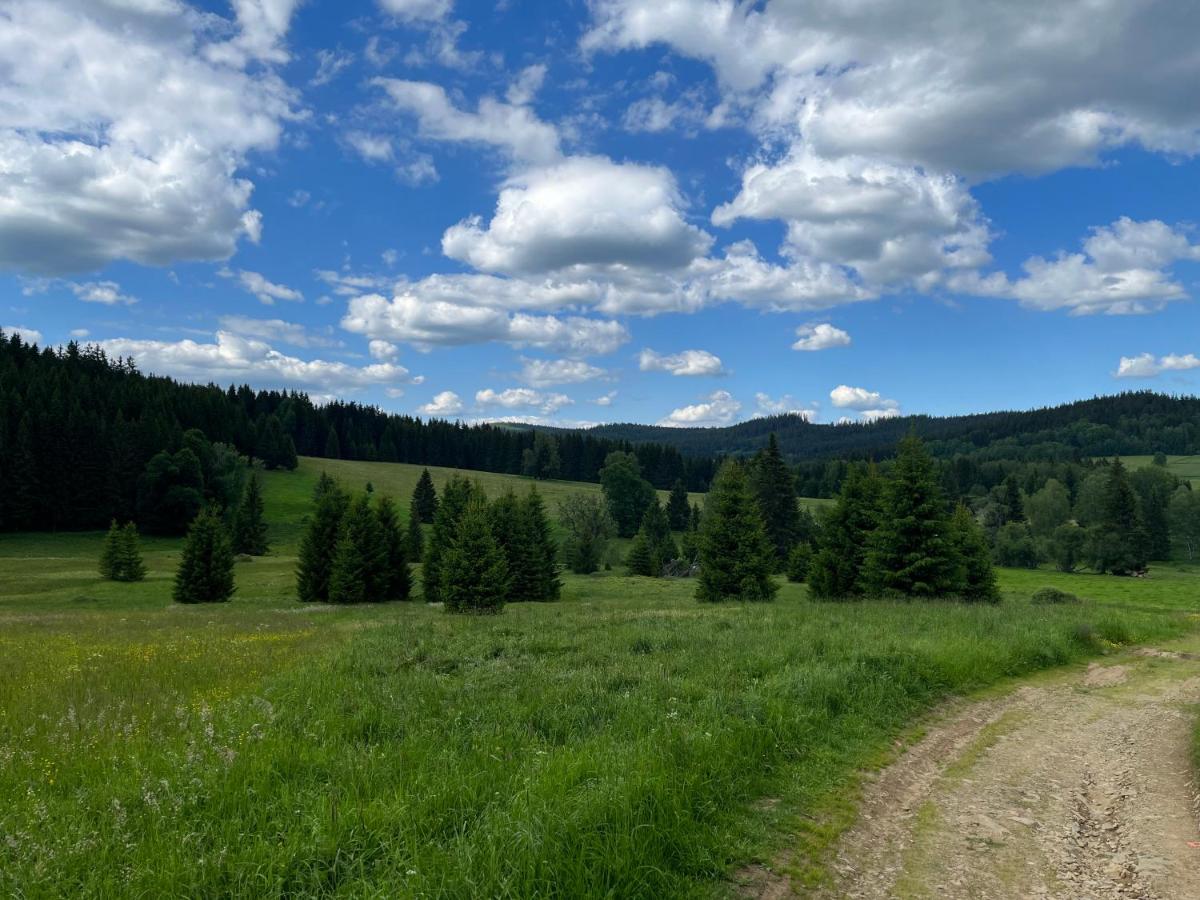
[1002,474,1025,523]
[231,471,269,556]
[949,504,999,603]
[258,415,297,470]
[808,464,881,599]
[666,479,691,531]
[626,531,656,576]
[10,414,39,529]
[422,476,477,603]
[324,427,341,459]
[1088,458,1149,574]
[375,495,411,601]
[521,488,560,601]
[696,460,777,603]
[119,522,147,582]
[173,508,235,604]
[411,468,439,523]
[441,495,509,614]
[749,433,801,566]
[626,498,677,577]
[406,512,424,563]
[99,520,122,580]
[296,476,348,602]
[862,435,961,598]
[328,494,388,603]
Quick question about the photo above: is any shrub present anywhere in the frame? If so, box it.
[1031,586,1081,605]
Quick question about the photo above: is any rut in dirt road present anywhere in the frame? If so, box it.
[807,644,1200,900]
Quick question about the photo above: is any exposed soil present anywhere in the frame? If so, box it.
[740,642,1200,898]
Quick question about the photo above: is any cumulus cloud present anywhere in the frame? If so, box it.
[341,291,629,355]
[219,315,338,348]
[98,331,420,396]
[442,156,712,276]
[369,340,399,360]
[792,323,851,352]
[372,78,561,165]
[957,218,1200,315]
[1114,352,1200,379]
[830,385,900,419]
[594,390,617,407]
[418,390,463,416]
[638,348,726,377]
[475,387,572,415]
[519,357,606,387]
[754,393,816,419]
[0,0,298,276]
[70,281,137,306]
[658,390,742,427]
[2,325,44,345]
[224,269,304,305]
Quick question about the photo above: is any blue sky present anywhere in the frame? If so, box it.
[3,0,1200,427]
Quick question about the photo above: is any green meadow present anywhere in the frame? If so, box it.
[1,459,1197,897]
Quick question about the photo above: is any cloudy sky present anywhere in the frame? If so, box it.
[3,0,1200,427]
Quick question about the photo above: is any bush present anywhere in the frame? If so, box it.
[993,523,1040,569]
[1031,586,1081,605]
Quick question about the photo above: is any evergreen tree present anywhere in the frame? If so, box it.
[411,468,439,523]
[99,520,122,580]
[324,427,341,459]
[949,504,999,602]
[1169,487,1200,561]
[406,512,424,563]
[666,479,691,531]
[328,494,387,603]
[441,495,509,614]
[117,522,147,582]
[375,495,411,601]
[521,487,560,601]
[786,543,812,583]
[695,460,777,603]
[10,414,39,529]
[1087,458,1149,574]
[625,530,656,576]
[422,476,477,603]
[1130,464,1177,560]
[749,433,801,566]
[626,498,676,576]
[600,451,656,537]
[173,508,235,604]
[521,432,561,480]
[808,464,881,599]
[257,414,297,470]
[231,471,269,556]
[862,436,961,598]
[689,502,703,532]
[1002,474,1025,523]
[557,493,615,574]
[296,476,348,602]
[136,448,205,536]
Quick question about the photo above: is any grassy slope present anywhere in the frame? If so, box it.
[0,461,1197,897]
[1121,454,1200,485]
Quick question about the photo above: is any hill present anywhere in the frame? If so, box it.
[572,392,1200,462]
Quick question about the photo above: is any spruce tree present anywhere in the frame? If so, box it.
[411,468,439,523]
[231,471,269,556]
[99,520,122,580]
[441,495,509,614]
[750,433,801,566]
[1002,474,1025,523]
[295,476,348,602]
[666,479,691,531]
[695,460,777,603]
[328,494,387,603]
[1088,458,1149,574]
[949,504,999,603]
[406,512,424,564]
[173,508,235,604]
[119,522,147,582]
[862,435,961,598]
[324,427,341,459]
[422,475,476,603]
[625,530,656,576]
[375,495,411,601]
[786,542,812,583]
[626,498,676,576]
[521,488,560,601]
[258,415,297,470]
[808,464,881,599]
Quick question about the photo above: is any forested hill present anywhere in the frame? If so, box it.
[0,333,715,532]
[574,392,1200,462]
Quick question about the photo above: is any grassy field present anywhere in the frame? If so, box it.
[1121,454,1200,485]
[1,460,1197,897]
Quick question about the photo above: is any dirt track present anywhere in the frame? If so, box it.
[744,642,1200,898]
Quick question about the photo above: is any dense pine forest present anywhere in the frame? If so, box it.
[0,332,713,532]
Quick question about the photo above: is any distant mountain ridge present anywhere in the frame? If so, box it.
[548,392,1200,462]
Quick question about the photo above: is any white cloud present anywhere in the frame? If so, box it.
[2,325,43,345]
[860,408,902,423]
[792,323,851,352]
[418,390,463,416]
[519,357,606,387]
[1114,352,1200,379]
[594,390,617,407]
[70,281,137,306]
[345,132,394,162]
[638,348,725,377]
[219,315,337,348]
[957,218,1200,315]
[341,291,629,356]
[372,78,561,165]
[754,393,816,419]
[658,390,741,427]
[830,385,899,413]
[0,0,299,276]
[311,48,353,86]
[441,156,712,276]
[369,339,399,360]
[288,190,311,208]
[224,268,304,305]
[506,64,547,106]
[475,387,572,415]
[622,92,710,134]
[700,240,875,312]
[378,0,452,23]
[69,328,90,339]
[315,269,395,297]
[97,331,419,396]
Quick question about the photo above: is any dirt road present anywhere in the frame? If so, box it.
[740,642,1200,899]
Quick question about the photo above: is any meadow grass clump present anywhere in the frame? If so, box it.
[1032,586,1082,605]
